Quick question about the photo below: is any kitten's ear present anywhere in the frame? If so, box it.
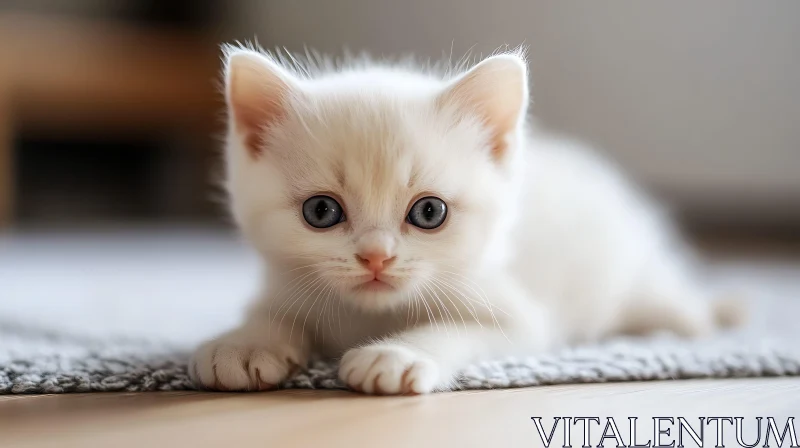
[225,48,299,157]
[438,54,529,162]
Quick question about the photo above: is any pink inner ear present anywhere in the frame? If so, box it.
[438,56,527,163]
[443,92,518,163]
[227,54,292,158]
[233,97,286,158]
[488,120,514,162]
[469,86,524,162]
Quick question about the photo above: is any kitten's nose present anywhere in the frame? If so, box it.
[355,251,396,274]
[354,229,397,274]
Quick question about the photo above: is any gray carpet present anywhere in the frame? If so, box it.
[2,302,799,394]
[2,231,799,394]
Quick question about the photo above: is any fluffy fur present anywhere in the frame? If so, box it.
[190,45,743,394]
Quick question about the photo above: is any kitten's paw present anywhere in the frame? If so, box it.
[190,339,302,391]
[339,345,441,395]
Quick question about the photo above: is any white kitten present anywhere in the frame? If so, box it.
[190,45,743,394]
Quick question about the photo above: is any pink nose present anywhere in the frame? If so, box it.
[355,251,396,273]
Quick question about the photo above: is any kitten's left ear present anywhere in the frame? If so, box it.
[438,53,529,162]
[224,47,300,157]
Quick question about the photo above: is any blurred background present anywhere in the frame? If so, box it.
[0,1,798,339]
[2,0,799,235]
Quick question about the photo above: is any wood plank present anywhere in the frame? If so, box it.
[1,378,797,448]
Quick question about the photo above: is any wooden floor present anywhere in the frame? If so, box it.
[1,378,798,448]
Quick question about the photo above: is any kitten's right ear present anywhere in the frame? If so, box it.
[437,53,528,163]
[225,48,298,157]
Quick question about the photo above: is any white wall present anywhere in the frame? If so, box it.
[229,1,800,221]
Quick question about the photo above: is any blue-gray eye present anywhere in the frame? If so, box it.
[407,197,447,229]
[303,195,345,228]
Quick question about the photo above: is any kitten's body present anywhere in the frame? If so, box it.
[190,47,741,394]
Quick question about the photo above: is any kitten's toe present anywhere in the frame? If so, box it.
[190,340,300,391]
[190,341,249,390]
[339,345,440,395]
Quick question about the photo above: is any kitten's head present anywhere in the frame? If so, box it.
[223,46,529,312]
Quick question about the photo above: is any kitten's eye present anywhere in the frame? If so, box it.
[407,196,447,230]
[303,195,345,229]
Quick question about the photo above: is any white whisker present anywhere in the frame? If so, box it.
[279,275,326,342]
[324,284,338,344]
[275,273,326,329]
[427,277,469,334]
[422,281,457,337]
[430,276,481,325]
[315,281,335,344]
[439,270,512,316]
[335,281,345,340]
[415,284,438,332]
[270,268,326,322]
[297,276,330,346]
[438,270,510,341]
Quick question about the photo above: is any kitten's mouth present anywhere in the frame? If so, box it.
[354,276,395,292]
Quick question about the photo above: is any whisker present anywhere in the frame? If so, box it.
[278,261,330,275]
[427,277,469,334]
[415,292,422,326]
[278,275,326,342]
[412,288,423,328]
[422,282,450,338]
[315,280,334,345]
[405,290,412,328]
[437,271,510,341]
[422,281,457,337]
[275,273,325,327]
[335,281,345,341]
[430,276,481,325]
[297,276,330,346]
[415,284,438,332]
[270,268,326,321]
[324,283,338,344]
[439,270,512,316]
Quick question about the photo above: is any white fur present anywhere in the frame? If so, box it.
[190,46,742,394]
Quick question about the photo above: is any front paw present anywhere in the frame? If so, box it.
[339,345,442,395]
[190,339,303,391]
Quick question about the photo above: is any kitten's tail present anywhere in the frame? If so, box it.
[712,293,748,329]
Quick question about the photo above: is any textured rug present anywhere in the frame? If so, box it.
[2,232,799,394]
[2,297,799,394]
